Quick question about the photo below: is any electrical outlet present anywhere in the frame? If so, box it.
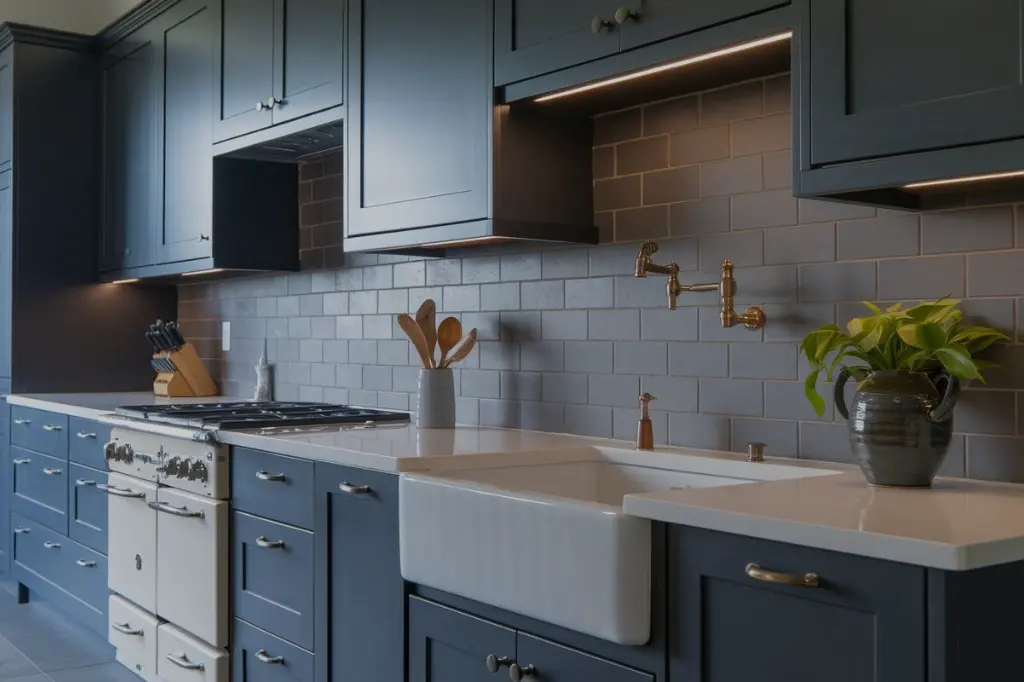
[222,321,231,352]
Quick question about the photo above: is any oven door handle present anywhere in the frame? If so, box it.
[97,484,146,499]
[112,621,144,636]
[148,501,205,519]
[165,653,205,671]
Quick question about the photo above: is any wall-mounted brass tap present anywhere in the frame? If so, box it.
[634,240,766,330]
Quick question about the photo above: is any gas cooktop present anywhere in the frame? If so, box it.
[115,401,410,430]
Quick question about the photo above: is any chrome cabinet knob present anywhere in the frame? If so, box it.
[591,16,614,33]
[267,96,283,108]
[509,663,536,681]
[485,654,511,673]
[256,101,268,112]
[614,6,640,23]
[198,234,210,242]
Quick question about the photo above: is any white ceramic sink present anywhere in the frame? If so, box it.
[400,446,837,645]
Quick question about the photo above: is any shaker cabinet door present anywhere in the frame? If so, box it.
[408,596,516,682]
[619,0,785,51]
[215,0,276,141]
[272,0,345,124]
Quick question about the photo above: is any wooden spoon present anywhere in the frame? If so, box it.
[415,299,437,368]
[443,328,477,368]
[437,317,463,369]
[398,314,433,369]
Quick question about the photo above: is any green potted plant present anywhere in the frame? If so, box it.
[800,299,1008,487]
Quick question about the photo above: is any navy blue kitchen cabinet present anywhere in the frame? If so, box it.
[314,463,404,682]
[0,402,8,576]
[215,0,345,142]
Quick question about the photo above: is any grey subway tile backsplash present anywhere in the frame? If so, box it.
[182,74,1024,484]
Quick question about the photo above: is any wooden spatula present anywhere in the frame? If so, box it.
[398,313,433,369]
[442,328,477,368]
[415,299,437,368]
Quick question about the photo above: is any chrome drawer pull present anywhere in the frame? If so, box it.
[339,482,371,494]
[256,536,285,549]
[13,527,29,534]
[43,541,61,549]
[11,458,30,465]
[13,418,31,425]
[42,424,62,432]
[98,483,145,499]
[256,471,286,482]
[148,501,205,518]
[255,649,284,664]
[76,559,97,568]
[76,478,96,487]
[166,653,205,671]
[112,621,143,636]
[745,563,820,588]
[76,432,98,439]
[42,467,63,476]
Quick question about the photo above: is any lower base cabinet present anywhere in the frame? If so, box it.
[409,596,653,682]
[232,619,314,682]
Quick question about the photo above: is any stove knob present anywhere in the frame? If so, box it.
[122,444,134,464]
[163,457,180,478]
[189,459,209,483]
[104,441,118,462]
[173,458,189,479]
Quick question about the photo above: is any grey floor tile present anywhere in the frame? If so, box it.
[0,638,41,681]
[1,676,48,682]
[0,603,114,673]
[49,662,140,682]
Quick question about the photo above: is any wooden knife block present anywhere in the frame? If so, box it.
[153,343,218,397]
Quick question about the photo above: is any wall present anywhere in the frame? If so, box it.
[179,74,1024,483]
[0,0,142,34]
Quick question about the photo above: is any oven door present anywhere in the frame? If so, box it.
[155,487,228,648]
[107,473,158,613]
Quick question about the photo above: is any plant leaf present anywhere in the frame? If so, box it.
[862,301,882,315]
[897,322,946,350]
[886,302,903,313]
[935,346,982,382]
[803,369,826,417]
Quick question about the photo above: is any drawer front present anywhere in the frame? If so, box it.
[12,512,67,584]
[232,449,314,530]
[110,594,161,682]
[107,472,158,613]
[62,535,108,611]
[233,619,314,682]
[157,487,229,648]
[11,447,68,533]
[69,418,111,470]
[10,406,69,457]
[158,623,229,682]
[233,512,314,650]
[69,464,108,554]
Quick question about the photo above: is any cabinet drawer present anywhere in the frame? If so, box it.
[11,512,64,584]
[110,594,161,682]
[233,512,314,650]
[158,622,229,682]
[69,418,111,470]
[232,449,314,530]
[11,447,68,533]
[10,406,69,457]
[62,536,107,612]
[233,619,314,682]
[69,464,108,554]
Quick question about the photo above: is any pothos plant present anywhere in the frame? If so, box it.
[799,299,1009,416]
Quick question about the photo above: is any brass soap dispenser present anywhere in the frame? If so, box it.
[637,393,657,450]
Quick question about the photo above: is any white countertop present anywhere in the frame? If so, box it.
[11,391,1024,570]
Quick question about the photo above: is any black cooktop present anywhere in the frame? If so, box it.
[115,401,410,430]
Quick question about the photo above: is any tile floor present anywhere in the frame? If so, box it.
[0,584,136,682]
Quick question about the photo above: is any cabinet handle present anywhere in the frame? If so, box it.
[13,418,31,425]
[591,16,614,33]
[98,483,145,499]
[76,478,96,487]
[198,234,210,242]
[112,621,144,636]
[255,649,284,664]
[13,527,29,534]
[256,471,286,482]
[76,431,97,439]
[12,458,30,465]
[43,541,61,549]
[267,95,283,108]
[486,654,512,673]
[42,424,62,432]
[256,101,268,112]
[166,653,205,671]
[256,536,285,549]
[745,563,820,588]
[614,6,640,23]
[508,663,536,681]
[42,467,63,476]
[76,559,97,568]
[148,501,205,518]
[339,482,371,494]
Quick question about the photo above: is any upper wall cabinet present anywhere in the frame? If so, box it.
[495,0,784,85]
[215,0,345,142]
[795,0,1024,207]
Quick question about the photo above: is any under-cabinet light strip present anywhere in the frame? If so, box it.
[181,268,226,277]
[109,278,140,285]
[534,31,793,103]
[903,169,1024,189]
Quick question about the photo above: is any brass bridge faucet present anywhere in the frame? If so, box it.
[634,240,766,330]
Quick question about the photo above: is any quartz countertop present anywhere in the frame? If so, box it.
[11,391,1024,570]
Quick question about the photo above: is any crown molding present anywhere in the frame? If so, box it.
[98,0,181,48]
[0,23,94,52]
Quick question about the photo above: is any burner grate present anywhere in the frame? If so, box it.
[115,402,409,430]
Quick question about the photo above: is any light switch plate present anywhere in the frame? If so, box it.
[221,321,231,352]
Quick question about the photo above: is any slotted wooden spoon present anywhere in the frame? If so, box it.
[437,317,463,369]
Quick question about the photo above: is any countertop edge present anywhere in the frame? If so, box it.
[5,394,111,421]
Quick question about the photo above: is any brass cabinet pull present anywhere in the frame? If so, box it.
[76,432,97,439]
[745,562,820,588]
[255,649,284,664]
[256,536,285,549]
[42,424,62,432]
[339,482,371,494]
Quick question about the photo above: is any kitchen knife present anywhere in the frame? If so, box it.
[149,324,167,351]
[166,321,186,350]
[156,321,178,352]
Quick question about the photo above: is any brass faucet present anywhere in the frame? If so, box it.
[634,240,766,330]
